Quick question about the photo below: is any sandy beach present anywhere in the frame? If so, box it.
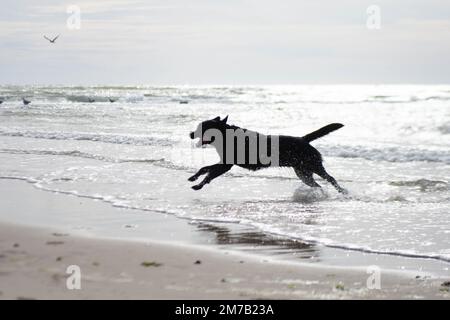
[0,181,448,300]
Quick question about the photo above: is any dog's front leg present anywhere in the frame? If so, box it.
[192,164,233,190]
[188,165,213,182]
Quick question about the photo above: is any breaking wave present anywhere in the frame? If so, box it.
[438,123,450,134]
[0,129,174,146]
[320,144,450,164]
[388,179,448,192]
[0,148,191,172]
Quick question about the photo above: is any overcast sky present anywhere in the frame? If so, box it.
[1,0,450,85]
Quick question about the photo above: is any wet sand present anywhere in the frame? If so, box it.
[1,222,449,299]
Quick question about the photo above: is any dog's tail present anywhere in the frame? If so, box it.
[303,123,344,142]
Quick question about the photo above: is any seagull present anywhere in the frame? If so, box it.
[44,35,59,44]
[22,98,31,105]
[108,98,117,103]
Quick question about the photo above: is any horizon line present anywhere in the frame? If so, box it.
[1,83,450,87]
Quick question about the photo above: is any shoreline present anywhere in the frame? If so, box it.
[0,178,449,278]
[0,179,449,299]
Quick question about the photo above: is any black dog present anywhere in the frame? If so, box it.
[189,116,346,193]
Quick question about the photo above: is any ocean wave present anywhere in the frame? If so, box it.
[292,94,450,105]
[423,96,450,101]
[0,175,173,216]
[438,123,450,134]
[0,148,116,162]
[66,95,110,103]
[370,95,391,99]
[3,86,450,106]
[169,95,232,103]
[0,129,174,146]
[320,144,450,164]
[0,148,191,172]
[388,179,448,192]
[269,228,450,263]
[243,220,450,263]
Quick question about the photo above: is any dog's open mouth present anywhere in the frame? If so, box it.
[190,132,204,147]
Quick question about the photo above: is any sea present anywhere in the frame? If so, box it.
[0,84,449,275]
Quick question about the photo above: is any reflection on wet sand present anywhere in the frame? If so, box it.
[194,222,321,261]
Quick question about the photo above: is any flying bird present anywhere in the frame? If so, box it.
[44,35,59,43]
[109,98,117,103]
[22,98,31,105]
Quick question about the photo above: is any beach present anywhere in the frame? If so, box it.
[1,85,450,266]
[2,0,450,302]
[0,179,448,300]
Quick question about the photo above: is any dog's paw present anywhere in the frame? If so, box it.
[191,184,203,190]
[188,175,198,182]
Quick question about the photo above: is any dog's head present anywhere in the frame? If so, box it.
[190,116,228,146]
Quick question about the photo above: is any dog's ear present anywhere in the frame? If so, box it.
[212,116,220,121]
[221,115,228,124]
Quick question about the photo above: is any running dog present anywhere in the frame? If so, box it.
[189,116,346,193]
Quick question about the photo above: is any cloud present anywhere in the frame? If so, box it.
[1,0,450,84]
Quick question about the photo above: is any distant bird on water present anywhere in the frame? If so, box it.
[109,98,117,103]
[22,98,31,105]
[88,98,95,103]
[44,35,59,44]
[0,100,3,104]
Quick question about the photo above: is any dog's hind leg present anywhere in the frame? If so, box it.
[192,164,233,190]
[314,165,347,194]
[294,167,321,189]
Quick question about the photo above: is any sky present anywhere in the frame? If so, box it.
[1,0,450,85]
